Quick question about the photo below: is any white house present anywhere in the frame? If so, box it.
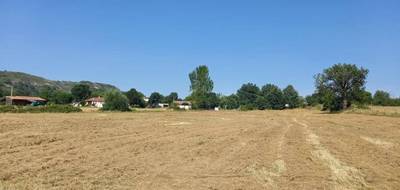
[174,101,192,110]
[85,96,105,108]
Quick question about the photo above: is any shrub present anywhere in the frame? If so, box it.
[0,105,82,113]
[102,90,130,111]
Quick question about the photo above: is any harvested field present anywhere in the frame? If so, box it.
[1,110,400,189]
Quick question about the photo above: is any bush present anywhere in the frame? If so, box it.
[0,105,82,113]
[102,90,130,111]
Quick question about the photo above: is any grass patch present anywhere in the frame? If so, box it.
[0,105,82,113]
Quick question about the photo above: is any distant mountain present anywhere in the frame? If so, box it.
[0,71,119,96]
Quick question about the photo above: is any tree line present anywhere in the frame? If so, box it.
[1,63,399,111]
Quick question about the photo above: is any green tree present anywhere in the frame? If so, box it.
[39,86,58,102]
[305,93,320,106]
[148,92,164,108]
[189,65,214,95]
[220,94,240,109]
[189,65,216,109]
[125,88,146,108]
[102,90,130,111]
[165,92,179,104]
[261,84,285,110]
[193,92,219,109]
[71,84,92,102]
[237,83,260,110]
[283,85,300,108]
[373,90,391,106]
[315,64,368,111]
[54,92,74,104]
[354,90,373,106]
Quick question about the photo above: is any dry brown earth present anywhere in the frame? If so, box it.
[0,110,399,189]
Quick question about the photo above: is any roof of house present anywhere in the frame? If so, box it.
[6,96,47,102]
[85,96,105,102]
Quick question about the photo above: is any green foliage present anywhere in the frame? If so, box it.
[125,88,146,108]
[189,65,217,109]
[372,90,400,106]
[237,83,260,110]
[54,92,74,104]
[260,84,285,110]
[320,90,343,111]
[102,90,130,111]
[0,105,82,113]
[148,92,164,108]
[220,94,239,109]
[14,81,39,96]
[0,71,119,98]
[192,92,219,109]
[315,63,368,111]
[71,84,92,102]
[189,65,214,95]
[38,86,73,104]
[164,92,179,104]
[305,93,321,106]
[353,90,373,106]
[373,90,391,106]
[283,85,300,108]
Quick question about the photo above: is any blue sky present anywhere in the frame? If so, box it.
[1,0,399,97]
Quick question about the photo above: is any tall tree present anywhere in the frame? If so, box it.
[71,84,92,102]
[283,85,300,108]
[189,65,215,109]
[125,88,146,108]
[189,65,214,95]
[315,64,368,111]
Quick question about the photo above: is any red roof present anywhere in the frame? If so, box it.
[6,96,47,102]
[85,96,104,102]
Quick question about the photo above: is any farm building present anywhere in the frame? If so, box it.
[5,96,47,106]
[85,96,105,108]
[158,103,169,108]
[174,101,192,110]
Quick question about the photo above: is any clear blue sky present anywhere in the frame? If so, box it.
[1,0,399,97]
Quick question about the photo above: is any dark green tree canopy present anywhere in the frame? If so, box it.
[54,92,74,104]
[283,85,300,108]
[220,94,240,110]
[125,88,146,108]
[261,84,284,110]
[373,90,391,106]
[165,92,179,104]
[315,63,368,111]
[102,90,130,111]
[148,92,164,108]
[71,84,92,102]
[237,83,260,110]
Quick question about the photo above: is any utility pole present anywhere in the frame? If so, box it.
[10,86,13,96]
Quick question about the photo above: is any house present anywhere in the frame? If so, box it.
[85,96,105,108]
[5,96,47,106]
[174,101,192,110]
[158,103,169,108]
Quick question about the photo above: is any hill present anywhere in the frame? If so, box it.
[0,71,119,96]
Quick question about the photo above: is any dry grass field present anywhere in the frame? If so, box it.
[1,109,400,190]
